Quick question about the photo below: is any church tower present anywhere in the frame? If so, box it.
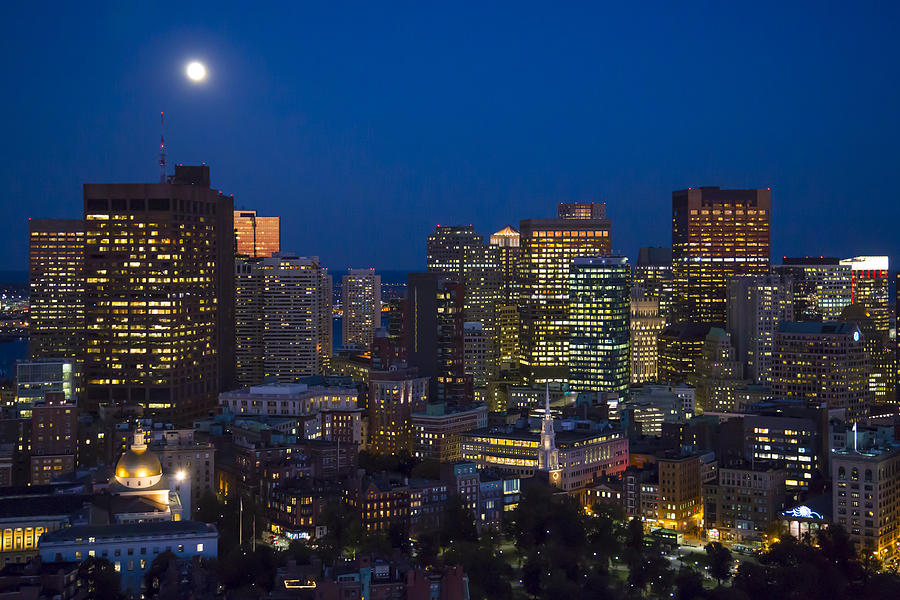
[538,385,562,486]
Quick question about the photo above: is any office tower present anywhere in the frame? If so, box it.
[15,359,75,418]
[630,286,665,384]
[82,165,234,420]
[635,247,674,324]
[840,304,895,403]
[519,203,612,384]
[368,369,430,456]
[839,256,892,403]
[426,225,502,379]
[771,322,871,422]
[744,410,823,489]
[568,257,631,393]
[774,257,851,320]
[233,210,280,257]
[691,328,748,412]
[234,253,332,385]
[407,273,471,404]
[727,274,794,384]
[833,448,900,559]
[497,304,520,375]
[234,258,265,387]
[672,187,771,325]
[342,269,382,350]
[29,392,77,485]
[557,202,606,220]
[490,225,521,305]
[28,219,84,360]
[463,322,489,389]
[656,322,712,384]
[385,297,409,364]
[840,256,889,334]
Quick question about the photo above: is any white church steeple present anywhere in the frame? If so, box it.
[538,383,559,472]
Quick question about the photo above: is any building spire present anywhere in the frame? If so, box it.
[538,383,559,472]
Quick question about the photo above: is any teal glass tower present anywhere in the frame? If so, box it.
[569,256,631,392]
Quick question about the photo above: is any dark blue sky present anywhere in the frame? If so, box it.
[3,3,899,272]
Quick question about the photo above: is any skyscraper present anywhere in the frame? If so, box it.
[426,225,502,380]
[727,274,794,384]
[568,256,630,393]
[634,247,673,325]
[233,210,280,257]
[28,219,85,360]
[342,269,382,350]
[234,253,332,385]
[774,257,850,321]
[630,286,665,385]
[840,256,889,336]
[82,165,234,420]
[490,225,522,375]
[407,273,470,404]
[489,225,520,305]
[519,203,612,384]
[672,187,771,325]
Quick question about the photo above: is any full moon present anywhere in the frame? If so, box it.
[186,61,207,82]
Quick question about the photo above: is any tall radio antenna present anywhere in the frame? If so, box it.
[158,111,167,183]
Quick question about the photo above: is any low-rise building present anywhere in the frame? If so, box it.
[703,462,787,546]
[460,424,628,492]
[412,403,488,462]
[38,521,218,594]
[832,447,900,560]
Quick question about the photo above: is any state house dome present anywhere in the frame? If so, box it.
[115,428,163,488]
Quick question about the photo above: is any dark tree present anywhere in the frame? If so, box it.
[76,557,123,600]
[703,542,733,585]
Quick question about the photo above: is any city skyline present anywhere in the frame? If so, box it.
[2,3,900,273]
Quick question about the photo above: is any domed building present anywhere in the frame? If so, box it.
[105,428,185,524]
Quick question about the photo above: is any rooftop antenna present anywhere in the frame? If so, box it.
[158,111,167,183]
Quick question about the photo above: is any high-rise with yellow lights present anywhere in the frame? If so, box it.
[490,225,522,375]
[82,165,235,420]
[518,202,611,384]
[234,253,332,385]
[28,219,85,360]
[568,256,631,393]
[672,187,771,325]
[233,210,280,257]
[630,285,665,384]
[342,269,381,350]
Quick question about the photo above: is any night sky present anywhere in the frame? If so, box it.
[3,3,899,273]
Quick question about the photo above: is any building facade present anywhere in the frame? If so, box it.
[233,210,280,257]
[771,322,870,422]
[727,274,794,384]
[568,256,631,393]
[82,165,234,420]
[28,219,85,362]
[412,403,489,462]
[775,257,850,321]
[518,203,612,384]
[342,269,381,350]
[234,253,332,384]
[630,286,665,385]
[672,187,771,325]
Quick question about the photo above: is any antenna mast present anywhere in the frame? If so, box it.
[159,111,167,183]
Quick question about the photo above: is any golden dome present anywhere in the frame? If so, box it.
[115,446,162,480]
[114,428,162,483]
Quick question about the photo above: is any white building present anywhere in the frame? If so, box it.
[342,269,382,350]
[220,382,357,416]
[39,521,217,594]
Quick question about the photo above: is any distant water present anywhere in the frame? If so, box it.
[0,338,27,379]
